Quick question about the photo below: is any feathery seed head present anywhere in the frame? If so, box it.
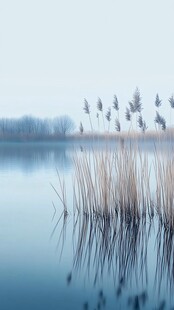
[138,115,143,128]
[161,118,166,131]
[169,95,174,108]
[155,94,162,108]
[115,118,121,132]
[83,99,90,114]
[106,108,111,122]
[155,111,162,124]
[125,107,131,121]
[79,122,84,134]
[129,88,142,113]
[97,98,103,112]
[155,111,166,130]
[113,95,119,111]
[142,121,148,133]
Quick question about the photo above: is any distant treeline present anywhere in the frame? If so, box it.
[0,115,75,140]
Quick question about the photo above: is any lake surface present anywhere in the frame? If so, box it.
[0,142,174,310]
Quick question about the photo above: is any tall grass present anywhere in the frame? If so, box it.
[54,144,174,231]
[52,143,174,297]
[73,146,151,219]
[51,89,174,301]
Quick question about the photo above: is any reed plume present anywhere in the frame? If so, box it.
[105,108,111,132]
[115,118,121,132]
[97,97,105,131]
[83,98,93,131]
[169,94,174,126]
[155,93,162,108]
[79,122,84,135]
[154,112,166,131]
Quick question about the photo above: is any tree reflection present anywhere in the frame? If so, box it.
[0,143,73,172]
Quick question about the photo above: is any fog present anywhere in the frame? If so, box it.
[0,0,174,130]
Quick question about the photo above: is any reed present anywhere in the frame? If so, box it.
[52,91,174,305]
[73,145,153,220]
[53,142,174,233]
[51,168,68,215]
[52,145,174,300]
[53,88,174,237]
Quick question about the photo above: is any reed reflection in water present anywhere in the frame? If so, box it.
[51,209,174,309]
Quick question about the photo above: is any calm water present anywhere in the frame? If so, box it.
[0,142,174,310]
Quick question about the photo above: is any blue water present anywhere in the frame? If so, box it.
[0,142,173,310]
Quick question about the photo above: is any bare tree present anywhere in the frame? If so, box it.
[0,115,75,140]
[53,115,75,136]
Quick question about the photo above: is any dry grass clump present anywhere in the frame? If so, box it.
[55,143,174,232]
[52,144,174,294]
[73,145,153,221]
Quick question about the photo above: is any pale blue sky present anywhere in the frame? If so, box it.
[0,0,174,130]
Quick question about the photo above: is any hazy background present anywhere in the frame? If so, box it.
[0,0,174,131]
